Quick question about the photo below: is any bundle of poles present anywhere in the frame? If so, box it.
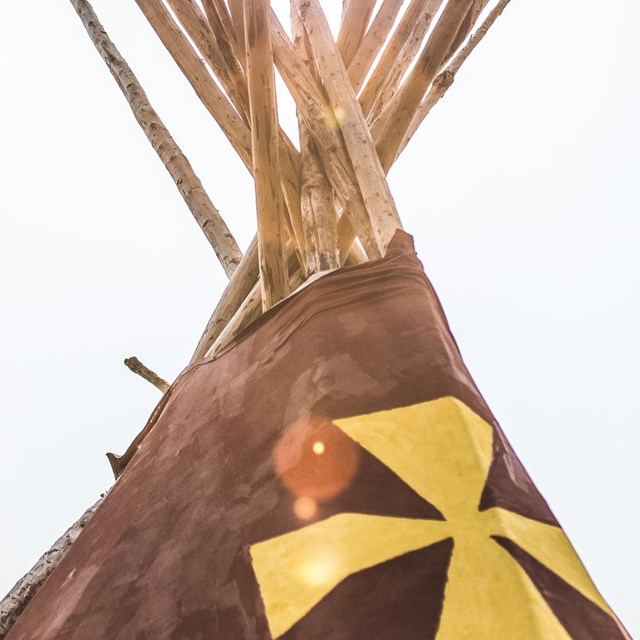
[71,0,512,363]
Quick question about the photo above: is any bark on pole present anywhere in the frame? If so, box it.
[70,0,242,277]
[124,356,170,393]
[0,498,105,639]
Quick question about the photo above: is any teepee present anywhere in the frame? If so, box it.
[0,0,631,638]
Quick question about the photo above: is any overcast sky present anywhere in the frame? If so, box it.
[1,0,638,635]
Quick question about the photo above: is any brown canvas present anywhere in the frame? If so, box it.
[6,232,627,640]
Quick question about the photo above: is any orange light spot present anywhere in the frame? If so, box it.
[274,416,359,501]
[294,497,317,520]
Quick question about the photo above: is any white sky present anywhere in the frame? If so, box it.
[1,0,638,635]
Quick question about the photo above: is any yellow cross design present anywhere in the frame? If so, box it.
[250,397,622,639]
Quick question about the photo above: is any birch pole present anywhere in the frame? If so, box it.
[69,0,242,277]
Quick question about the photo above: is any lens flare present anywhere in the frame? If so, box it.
[300,553,338,587]
[312,441,325,455]
[294,496,318,520]
[274,416,359,501]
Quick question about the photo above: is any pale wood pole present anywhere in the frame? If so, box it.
[165,0,308,268]
[69,0,242,277]
[399,0,513,155]
[202,0,239,56]
[165,0,249,120]
[137,0,308,271]
[245,0,290,308]
[136,0,254,170]
[270,12,379,259]
[346,0,404,94]
[359,0,445,120]
[292,11,339,274]
[336,0,376,67]
[190,238,260,361]
[295,0,403,257]
[375,0,481,170]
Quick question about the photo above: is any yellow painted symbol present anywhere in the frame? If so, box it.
[250,397,621,639]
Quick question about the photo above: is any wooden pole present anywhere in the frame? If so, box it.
[271,12,379,259]
[0,497,105,638]
[399,0,513,156]
[245,0,290,309]
[136,0,254,170]
[336,0,376,67]
[124,357,170,393]
[374,0,477,171]
[69,0,242,277]
[293,11,339,274]
[137,0,307,271]
[165,0,249,119]
[202,0,238,54]
[190,237,260,362]
[295,0,403,256]
[346,0,404,94]
[359,0,445,120]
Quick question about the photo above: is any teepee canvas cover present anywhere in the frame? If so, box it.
[5,235,629,638]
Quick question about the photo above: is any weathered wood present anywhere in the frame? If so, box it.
[206,245,309,357]
[206,280,263,356]
[70,0,242,277]
[271,12,379,259]
[203,5,308,270]
[137,0,306,271]
[299,133,340,272]
[166,0,249,119]
[400,0,513,156]
[295,0,403,256]
[293,10,339,273]
[359,0,444,120]
[190,237,260,363]
[347,0,405,94]
[202,0,238,57]
[374,0,477,171]
[228,0,248,67]
[124,356,170,393]
[136,0,253,168]
[444,0,491,61]
[336,0,376,67]
[0,497,105,639]
[245,0,290,309]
